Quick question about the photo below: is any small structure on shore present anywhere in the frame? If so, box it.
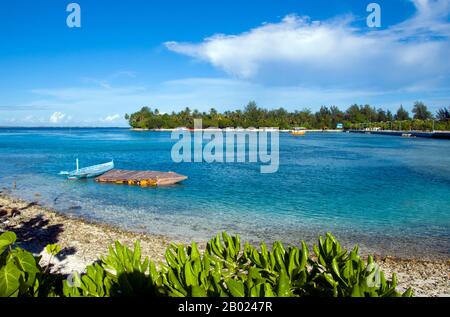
[95,169,187,186]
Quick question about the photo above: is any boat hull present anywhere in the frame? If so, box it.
[65,161,114,180]
[290,131,306,136]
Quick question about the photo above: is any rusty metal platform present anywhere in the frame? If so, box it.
[95,169,187,186]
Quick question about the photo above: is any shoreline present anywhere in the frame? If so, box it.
[0,192,173,274]
[0,192,448,296]
[129,128,344,132]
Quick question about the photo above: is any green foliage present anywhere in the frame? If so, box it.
[125,101,450,131]
[0,232,62,297]
[0,231,16,255]
[308,233,405,297]
[0,230,415,297]
[395,105,410,121]
[63,232,413,298]
[412,101,432,120]
[45,244,61,256]
[436,107,450,122]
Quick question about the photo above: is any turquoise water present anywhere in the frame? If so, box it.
[0,128,449,259]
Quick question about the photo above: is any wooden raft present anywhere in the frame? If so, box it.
[95,169,187,186]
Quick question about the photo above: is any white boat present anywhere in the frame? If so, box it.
[59,159,114,180]
[290,127,306,136]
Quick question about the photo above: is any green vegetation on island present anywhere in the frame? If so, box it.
[0,230,413,297]
[125,101,450,131]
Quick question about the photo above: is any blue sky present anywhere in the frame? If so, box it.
[0,0,449,126]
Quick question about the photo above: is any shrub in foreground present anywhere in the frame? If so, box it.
[0,231,413,297]
[0,232,62,297]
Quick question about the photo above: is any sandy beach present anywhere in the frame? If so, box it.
[0,192,448,297]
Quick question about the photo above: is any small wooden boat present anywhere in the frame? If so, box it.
[59,159,114,180]
[290,128,306,136]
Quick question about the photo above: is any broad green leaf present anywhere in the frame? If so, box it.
[12,249,40,274]
[184,262,196,287]
[0,231,16,244]
[313,244,320,258]
[263,283,276,297]
[165,249,179,269]
[0,232,16,255]
[45,243,61,256]
[251,248,261,267]
[351,284,363,297]
[260,243,269,268]
[0,261,21,297]
[273,244,284,271]
[323,273,338,288]
[249,285,259,297]
[299,241,308,270]
[167,268,187,296]
[226,279,245,297]
[331,257,341,278]
[191,285,207,297]
[190,242,200,260]
[287,248,296,278]
[132,240,141,266]
[177,245,187,264]
[149,261,158,282]
[232,235,241,254]
[276,269,291,297]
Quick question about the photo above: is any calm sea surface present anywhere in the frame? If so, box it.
[0,128,449,259]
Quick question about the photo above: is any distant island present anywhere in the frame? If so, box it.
[125,101,450,131]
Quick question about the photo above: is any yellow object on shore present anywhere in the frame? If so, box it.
[290,130,306,136]
[139,179,158,187]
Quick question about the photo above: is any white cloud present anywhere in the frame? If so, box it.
[102,114,121,122]
[49,112,67,123]
[81,71,138,90]
[165,0,450,90]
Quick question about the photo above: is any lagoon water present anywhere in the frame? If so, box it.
[0,128,449,259]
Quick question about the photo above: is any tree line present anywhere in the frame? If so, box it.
[125,101,450,131]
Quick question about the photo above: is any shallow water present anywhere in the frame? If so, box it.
[0,128,449,259]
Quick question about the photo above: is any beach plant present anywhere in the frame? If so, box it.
[0,231,63,297]
[44,243,61,273]
[61,232,413,297]
[308,233,411,297]
[0,230,414,297]
[62,263,112,297]
[63,240,156,297]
